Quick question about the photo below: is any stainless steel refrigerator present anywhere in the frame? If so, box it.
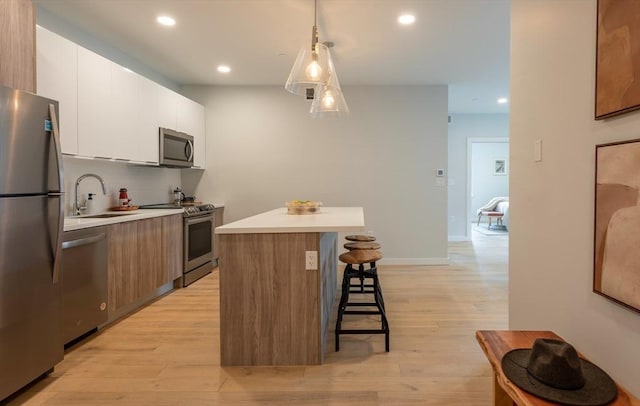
[0,85,64,401]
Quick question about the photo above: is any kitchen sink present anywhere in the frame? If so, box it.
[77,213,137,219]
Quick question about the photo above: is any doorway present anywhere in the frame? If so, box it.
[467,137,509,239]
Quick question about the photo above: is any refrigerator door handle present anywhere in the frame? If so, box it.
[49,103,65,284]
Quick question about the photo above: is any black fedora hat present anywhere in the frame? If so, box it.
[501,338,617,406]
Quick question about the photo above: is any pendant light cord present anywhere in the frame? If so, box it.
[311,0,319,52]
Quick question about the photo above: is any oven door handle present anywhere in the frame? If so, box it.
[184,214,214,226]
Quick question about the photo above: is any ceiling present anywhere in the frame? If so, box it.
[34,0,510,114]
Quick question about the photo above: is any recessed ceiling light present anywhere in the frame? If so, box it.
[398,14,416,25]
[217,65,231,73]
[156,15,176,27]
[497,97,508,104]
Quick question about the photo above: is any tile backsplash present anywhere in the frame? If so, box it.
[63,156,182,215]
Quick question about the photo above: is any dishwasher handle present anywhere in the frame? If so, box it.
[62,233,107,250]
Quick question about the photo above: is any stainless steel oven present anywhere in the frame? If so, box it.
[183,204,216,286]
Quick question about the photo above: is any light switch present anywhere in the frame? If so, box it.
[534,140,542,162]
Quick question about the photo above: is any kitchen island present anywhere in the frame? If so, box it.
[216,207,365,366]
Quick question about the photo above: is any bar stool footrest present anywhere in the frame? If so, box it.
[338,329,388,335]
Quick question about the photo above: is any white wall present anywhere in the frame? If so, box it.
[511,0,640,395]
[64,157,181,215]
[182,85,449,264]
[447,114,509,238]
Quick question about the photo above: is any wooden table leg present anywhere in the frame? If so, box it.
[494,374,515,406]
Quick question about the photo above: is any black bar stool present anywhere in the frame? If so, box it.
[335,249,389,352]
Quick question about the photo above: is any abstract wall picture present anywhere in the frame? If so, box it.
[596,0,640,119]
[594,139,640,313]
[493,159,506,176]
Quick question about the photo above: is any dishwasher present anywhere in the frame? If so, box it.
[61,226,108,345]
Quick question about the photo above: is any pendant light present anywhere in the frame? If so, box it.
[310,63,349,118]
[285,0,349,117]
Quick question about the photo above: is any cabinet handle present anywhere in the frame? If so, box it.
[62,233,107,249]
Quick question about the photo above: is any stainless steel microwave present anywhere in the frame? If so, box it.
[159,128,194,168]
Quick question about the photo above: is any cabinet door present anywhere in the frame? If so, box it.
[0,0,34,92]
[109,63,139,161]
[136,217,163,297]
[157,86,178,130]
[78,47,112,158]
[107,221,138,314]
[36,26,78,155]
[177,95,206,168]
[162,214,183,281]
[138,76,159,164]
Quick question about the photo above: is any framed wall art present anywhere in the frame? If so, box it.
[493,158,507,176]
[594,139,640,313]
[595,0,640,119]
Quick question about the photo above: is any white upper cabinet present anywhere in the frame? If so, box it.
[110,63,139,161]
[77,47,113,158]
[138,77,159,164]
[157,86,178,131]
[177,95,206,168]
[36,26,78,155]
[35,27,205,167]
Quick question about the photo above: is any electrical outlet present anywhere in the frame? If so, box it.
[305,251,318,270]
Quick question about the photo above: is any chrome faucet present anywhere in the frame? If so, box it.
[74,173,107,215]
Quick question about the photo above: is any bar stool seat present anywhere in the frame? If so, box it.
[339,249,383,263]
[336,249,389,352]
[345,234,376,242]
[344,241,382,250]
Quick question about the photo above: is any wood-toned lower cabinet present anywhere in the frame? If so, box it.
[213,207,224,260]
[136,217,163,298]
[107,221,138,314]
[162,214,183,281]
[108,214,183,317]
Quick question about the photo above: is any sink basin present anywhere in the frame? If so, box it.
[76,213,137,219]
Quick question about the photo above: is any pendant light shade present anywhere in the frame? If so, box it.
[310,74,349,118]
[285,42,333,96]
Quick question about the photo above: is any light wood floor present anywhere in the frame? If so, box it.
[5,231,507,405]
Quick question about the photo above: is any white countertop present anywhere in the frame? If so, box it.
[64,209,185,231]
[215,207,365,234]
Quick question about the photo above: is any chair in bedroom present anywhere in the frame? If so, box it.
[476,197,509,229]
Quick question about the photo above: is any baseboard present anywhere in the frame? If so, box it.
[448,235,470,242]
[377,257,449,266]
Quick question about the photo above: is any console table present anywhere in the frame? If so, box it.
[476,330,639,406]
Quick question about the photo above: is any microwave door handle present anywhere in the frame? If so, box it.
[48,103,65,284]
[186,140,194,162]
